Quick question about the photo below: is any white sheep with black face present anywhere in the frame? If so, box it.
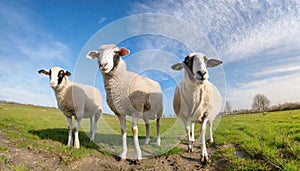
[39,66,102,149]
[87,44,163,163]
[171,53,222,162]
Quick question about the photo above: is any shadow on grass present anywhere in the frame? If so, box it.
[28,128,122,149]
[28,128,156,149]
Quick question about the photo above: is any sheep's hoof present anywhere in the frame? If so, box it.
[116,156,126,162]
[187,148,193,153]
[156,138,160,146]
[74,141,80,149]
[134,159,142,164]
[192,141,195,145]
[200,155,209,163]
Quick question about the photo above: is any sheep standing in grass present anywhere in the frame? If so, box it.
[87,44,163,162]
[39,67,102,149]
[171,53,222,162]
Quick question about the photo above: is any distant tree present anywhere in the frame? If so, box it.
[224,101,232,114]
[252,94,270,112]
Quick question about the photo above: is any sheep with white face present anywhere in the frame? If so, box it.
[39,67,102,149]
[172,53,222,162]
[87,44,163,163]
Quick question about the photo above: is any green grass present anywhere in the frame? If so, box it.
[0,103,299,170]
[213,110,300,170]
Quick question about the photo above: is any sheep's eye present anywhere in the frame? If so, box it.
[49,70,52,80]
[58,70,65,78]
[114,50,119,55]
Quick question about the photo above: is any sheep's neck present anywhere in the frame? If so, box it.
[53,78,71,102]
[181,81,212,120]
[102,60,128,114]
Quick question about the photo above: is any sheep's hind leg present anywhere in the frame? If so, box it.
[67,117,73,147]
[117,115,127,162]
[156,118,161,146]
[90,109,101,142]
[89,117,93,141]
[143,118,150,144]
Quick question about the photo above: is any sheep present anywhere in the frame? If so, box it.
[86,44,163,163]
[38,66,102,149]
[171,52,222,162]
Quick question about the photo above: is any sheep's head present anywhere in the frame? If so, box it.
[38,66,71,89]
[171,53,222,84]
[86,44,130,74]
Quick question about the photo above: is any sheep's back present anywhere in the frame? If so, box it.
[127,72,163,117]
[58,83,101,118]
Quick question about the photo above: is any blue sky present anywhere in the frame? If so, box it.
[1,0,300,115]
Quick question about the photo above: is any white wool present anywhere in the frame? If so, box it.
[87,45,163,161]
[39,66,102,149]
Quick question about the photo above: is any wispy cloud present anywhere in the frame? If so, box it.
[130,0,300,110]
[253,65,300,77]
[227,72,300,109]
[0,1,72,106]
[130,0,300,62]
[98,17,107,24]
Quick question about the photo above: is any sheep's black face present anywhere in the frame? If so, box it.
[171,52,222,83]
[183,55,194,74]
[183,53,209,83]
[49,67,71,88]
[39,66,71,89]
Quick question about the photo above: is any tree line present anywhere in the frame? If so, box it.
[224,94,300,114]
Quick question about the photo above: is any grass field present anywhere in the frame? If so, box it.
[0,102,299,170]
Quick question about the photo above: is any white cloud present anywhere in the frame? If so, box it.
[253,65,300,77]
[0,1,72,107]
[130,0,300,110]
[98,17,107,24]
[227,72,300,109]
[130,0,300,62]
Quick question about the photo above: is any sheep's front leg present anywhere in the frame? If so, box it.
[208,120,213,143]
[132,117,142,162]
[200,118,209,162]
[191,122,195,144]
[156,118,161,146]
[74,117,82,149]
[118,115,127,161]
[67,117,73,147]
[184,122,193,153]
[143,118,150,144]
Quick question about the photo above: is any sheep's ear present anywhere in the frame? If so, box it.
[171,63,183,70]
[119,47,130,56]
[65,71,71,76]
[207,59,222,67]
[86,50,100,59]
[38,69,50,76]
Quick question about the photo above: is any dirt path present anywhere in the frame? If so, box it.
[0,134,227,171]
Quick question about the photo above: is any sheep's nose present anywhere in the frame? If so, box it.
[50,82,55,87]
[197,71,207,77]
[101,62,108,67]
